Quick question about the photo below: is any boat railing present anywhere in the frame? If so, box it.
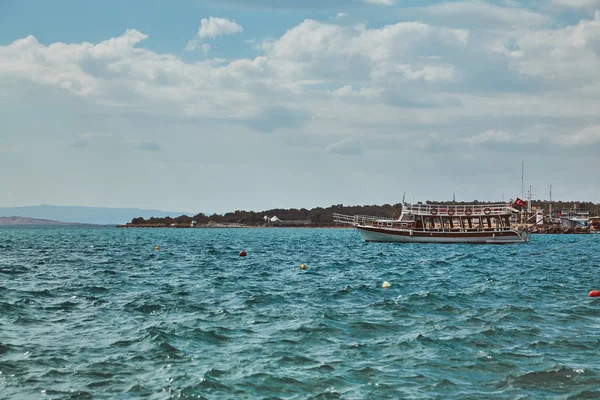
[560,208,590,218]
[403,203,514,216]
[333,213,391,226]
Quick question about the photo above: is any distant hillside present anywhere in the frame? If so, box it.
[0,217,73,226]
[0,205,192,225]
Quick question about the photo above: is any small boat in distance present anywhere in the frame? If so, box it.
[333,203,530,244]
[589,217,600,233]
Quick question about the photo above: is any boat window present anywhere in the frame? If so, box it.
[377,222,383,226]
[401,223,407,228]
[387,222,393,227]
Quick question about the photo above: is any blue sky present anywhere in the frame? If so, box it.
[1,0,599,213]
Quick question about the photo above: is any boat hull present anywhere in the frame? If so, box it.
[356,225,529,244]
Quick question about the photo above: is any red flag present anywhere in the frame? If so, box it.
[514,198,526,207]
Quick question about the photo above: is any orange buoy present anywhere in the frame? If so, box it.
[239,251,247,257]
[589,290,600,297]
[300,264,306,270]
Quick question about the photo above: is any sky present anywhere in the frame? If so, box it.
[1,0,599,214]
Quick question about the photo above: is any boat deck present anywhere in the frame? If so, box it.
[403,203,516,217]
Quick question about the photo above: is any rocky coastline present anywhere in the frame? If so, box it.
[522,225,592,234]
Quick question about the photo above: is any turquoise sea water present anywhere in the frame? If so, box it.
[1,226,600,399]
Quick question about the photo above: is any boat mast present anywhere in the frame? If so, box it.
[549,184,552,219]
[521,161,524,200]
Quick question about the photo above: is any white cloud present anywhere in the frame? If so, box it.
[459,129,540,145]
[418,0,549,28]
[262,19,468,84]
[455,124,600,150]
[332,85,382,99]
[0,13,599,141]
[559,125,600,146]
[184,40,197,51]
[551,0,600,9]
[325,139,363,156]
[185,40,211,53]
[329,12,350,20]
[361,0,394,5]
[197,17,243,39]
[0,29,147,95]
[507,12,600,83]
[185,17,243,52]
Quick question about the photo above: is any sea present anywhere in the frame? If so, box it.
[1,226,600,399]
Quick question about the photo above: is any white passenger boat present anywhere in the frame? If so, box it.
[559,208,589,228]
[333,203,530,244]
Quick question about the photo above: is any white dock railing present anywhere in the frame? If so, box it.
[333,213,391,225]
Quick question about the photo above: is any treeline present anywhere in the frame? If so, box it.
[527,200,599,215]
[129,203,404,226]
[128,200,599,226]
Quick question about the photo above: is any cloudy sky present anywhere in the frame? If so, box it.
[1,0,599,213]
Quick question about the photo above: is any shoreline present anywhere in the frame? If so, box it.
[115,224,595,234]
[116,224,352,229]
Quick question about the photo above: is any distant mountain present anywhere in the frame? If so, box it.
[0,205,192,225]
[0,217,75,226]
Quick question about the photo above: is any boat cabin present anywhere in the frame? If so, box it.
[374,203,515,233]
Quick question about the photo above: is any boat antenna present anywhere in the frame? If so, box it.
[549,184,552,218]
[520,161,524,225]
[402,192,406,205]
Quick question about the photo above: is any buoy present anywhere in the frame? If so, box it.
[589,290,600,297]
[155,246,160,251]
[239,251,247,257]
[382,281,391,289]
[300,264,306,270]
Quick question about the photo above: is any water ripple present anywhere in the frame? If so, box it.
[1,226,600,398]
